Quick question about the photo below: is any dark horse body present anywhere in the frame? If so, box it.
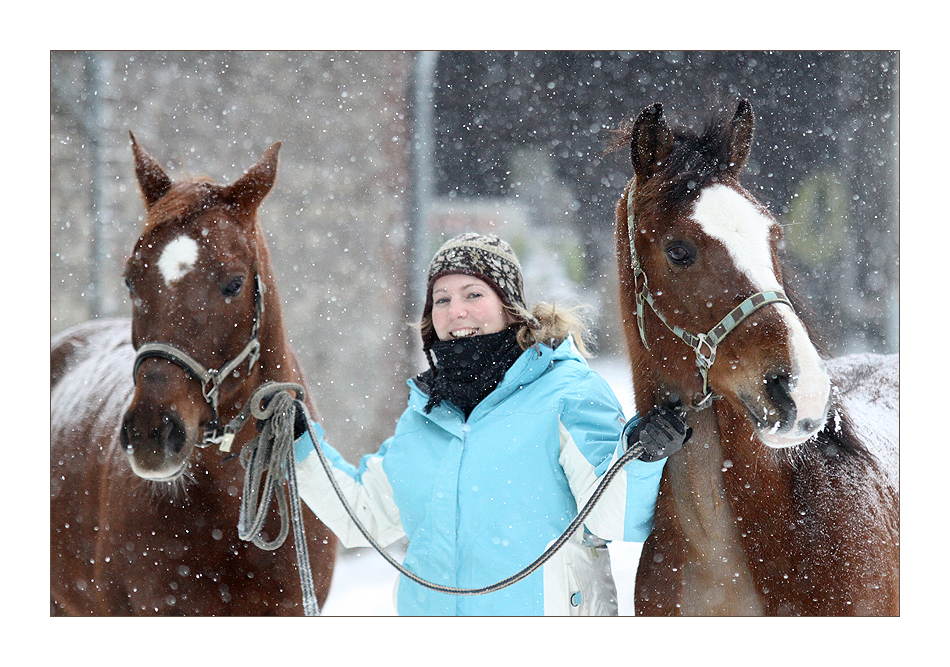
[612,101,898,615]
[51,137,337,615]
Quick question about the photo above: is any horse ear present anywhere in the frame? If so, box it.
[726,99,754,176]
[130,132,173,208]
[630,103,674,182]
[223,142,281,214]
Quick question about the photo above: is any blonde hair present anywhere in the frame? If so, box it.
[513,301,594,357]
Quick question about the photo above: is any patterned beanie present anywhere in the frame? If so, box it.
[421,232,538,352]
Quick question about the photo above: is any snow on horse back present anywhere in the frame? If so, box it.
[611,100,899,615]
[50,136,337,615]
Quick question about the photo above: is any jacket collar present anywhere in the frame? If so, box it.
[407,336,587,428]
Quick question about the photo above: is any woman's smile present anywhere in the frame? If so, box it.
[431,273,512,342]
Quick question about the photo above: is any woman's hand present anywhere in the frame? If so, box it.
[624,405,692,462]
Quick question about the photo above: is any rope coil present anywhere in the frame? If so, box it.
[236,382,319,616]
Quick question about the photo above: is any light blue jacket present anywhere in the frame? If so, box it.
[294,337,666,615]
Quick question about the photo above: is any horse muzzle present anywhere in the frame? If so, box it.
[738,366,831,449]
[120,408,194,480]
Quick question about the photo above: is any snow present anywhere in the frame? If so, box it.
[50,319,134,440]
[827,352,900,490]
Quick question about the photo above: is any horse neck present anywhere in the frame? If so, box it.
[652,395,740,540]
[632,358,771,614]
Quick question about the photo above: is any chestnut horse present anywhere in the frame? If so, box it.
[611,101,899,615]
[51,136,337,615]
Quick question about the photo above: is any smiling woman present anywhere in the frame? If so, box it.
[430,274,511,341]
[289,231,693,616]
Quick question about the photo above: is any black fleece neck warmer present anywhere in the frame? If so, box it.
[424,327,523,418]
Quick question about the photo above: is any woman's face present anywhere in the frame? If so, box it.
[431,274,512,341]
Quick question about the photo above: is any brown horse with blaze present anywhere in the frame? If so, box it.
[51,136,337,615]
[610,100,899,615]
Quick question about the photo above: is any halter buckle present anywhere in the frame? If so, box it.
[201,371,221,410]
[694,334,717,369]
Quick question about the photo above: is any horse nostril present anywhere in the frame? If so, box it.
[765,372,796,425]
[120,414,135,453]
[162,412,188,455]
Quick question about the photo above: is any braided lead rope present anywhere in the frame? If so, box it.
[289,387,644,597]
[237,382,320,616]
[236,382,646,609]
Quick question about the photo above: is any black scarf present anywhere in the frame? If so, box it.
[422,327,523,418]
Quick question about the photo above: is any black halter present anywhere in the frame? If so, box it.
[131,274,265,449]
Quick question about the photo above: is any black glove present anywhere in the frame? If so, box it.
[624,404,692,462]
[255,394,310,441]
[291,401,309,440]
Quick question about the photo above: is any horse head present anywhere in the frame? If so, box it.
[120,135,280,480]
[620,100,831,448]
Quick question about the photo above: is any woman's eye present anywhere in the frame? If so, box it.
[222,276,245,297]
[666,245,692,265]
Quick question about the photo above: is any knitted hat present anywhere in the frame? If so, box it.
[421,232,537,352]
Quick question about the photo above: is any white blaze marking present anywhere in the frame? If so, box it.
[691,184,781,293]
[157,236,199,285]
[692,184,830,446]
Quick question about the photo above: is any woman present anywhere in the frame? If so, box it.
[293,232,689,615]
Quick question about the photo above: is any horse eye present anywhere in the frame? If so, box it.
[124,277,135,294]
[666,244,693,266]
[222,276,245,297]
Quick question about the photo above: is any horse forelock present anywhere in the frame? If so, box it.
[142,180,227,234]
[659,112,741,210]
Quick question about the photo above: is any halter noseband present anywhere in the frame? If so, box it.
[626,188,792,410]
[131,274,265,450]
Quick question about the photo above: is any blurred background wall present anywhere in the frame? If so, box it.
[50,51,898,460]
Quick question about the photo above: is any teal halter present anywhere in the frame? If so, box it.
[626,188,793,409]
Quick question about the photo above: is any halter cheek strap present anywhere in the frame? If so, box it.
[626,188,793,409]
[131,274,265,449]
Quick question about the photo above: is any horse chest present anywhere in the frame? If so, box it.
[661,427,764,615]
[95,463,303,615]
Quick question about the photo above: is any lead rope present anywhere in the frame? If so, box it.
[236,383,320,616]
[237,382,646,604]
